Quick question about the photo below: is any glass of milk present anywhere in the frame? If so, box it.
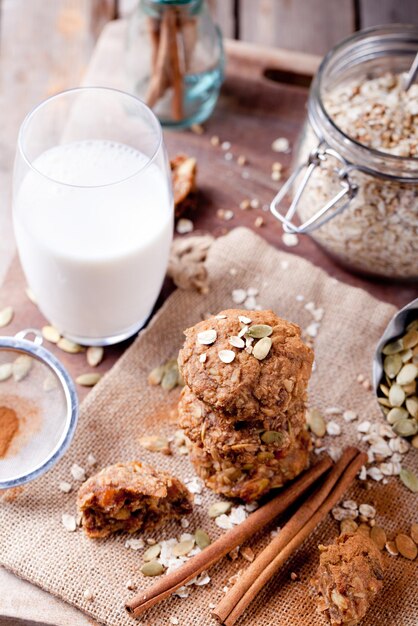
[13,87,173,346]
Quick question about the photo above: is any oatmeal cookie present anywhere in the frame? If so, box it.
[187,427,311,502]
[178,309,313,419]
[312,532,384,625]
[178,385,306,457]
[77,461,192,538]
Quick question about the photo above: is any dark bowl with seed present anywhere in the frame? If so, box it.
[373,298,418,445]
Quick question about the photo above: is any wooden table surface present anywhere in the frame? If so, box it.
[1,18,417,626]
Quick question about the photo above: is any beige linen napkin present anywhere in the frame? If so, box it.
[1,227,416,626]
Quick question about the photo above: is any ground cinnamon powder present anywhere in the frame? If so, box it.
[0,406,19,457]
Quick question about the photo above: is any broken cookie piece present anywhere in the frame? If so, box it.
[77,461,193,538]
[170,154,197,218]
[312,532,384,625]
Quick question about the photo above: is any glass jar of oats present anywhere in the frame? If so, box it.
[270,25,418,280]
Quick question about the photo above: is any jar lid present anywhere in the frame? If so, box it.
[0,329,78,489]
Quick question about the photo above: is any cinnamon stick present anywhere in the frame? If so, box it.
[214,449,367,626]
[145,9,172,109]
[125,456,333,618]
[169,9,184,121]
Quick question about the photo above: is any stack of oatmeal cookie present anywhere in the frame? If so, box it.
[178,309,314,502]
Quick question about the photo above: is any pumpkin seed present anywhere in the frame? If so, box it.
[403,381,417,396]
[356,523,370,537]
[172,539,195,557]
[57,338,83,354]
[238,315,252,324]
[0,363,12,382]
[197,329,217,345]
[385,541,399,556]
[229,336,245,349]
[386,407,409,424]
[12,355,32,382]
[412,434,418,449]
[393,419,418,437]
[253,336,272,360]
[370,526,386,550]
[383,354,402,378]
[87,346,104,367]
[340,519,358,534]
[75,372,101,387]
[402,329,418,349]
[143,543,161,561]
[25,287,37,304]
[42,325,61,344]
[306,407,326,437]
[407,319,418,332]
[0,306,14,328]
[400,467,418,493]
[410,523,418,544]
[406,396,418,419]
[218,349,235,364]
[208,501,232,517]
[246,324,273,339]
[261,430,283,444]
[141,560,164,576]
[400,349,413,363]
[396,363,418,386]
[148,365,165,386]
[379,383,390,396]
[139,435,170,454]
[377,396,392,408]
[389,384,405,407]
[161,366,179,390]
[382,339,404,355]
[395,533,417,560]
[195,529,211,549]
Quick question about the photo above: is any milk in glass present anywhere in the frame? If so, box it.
[14,140,173,343]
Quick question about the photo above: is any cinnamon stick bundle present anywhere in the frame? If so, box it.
[145,7,197,121]
[125,455,333,618]
[213,448,367,626]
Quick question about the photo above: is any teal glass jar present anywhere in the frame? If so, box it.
[127,0,224,128]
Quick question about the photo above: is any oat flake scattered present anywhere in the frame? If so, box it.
[62,513,76,532]
[125,538,145,550]
[282,232,299,247]
[232,289,247,304]
[59,481,72,494]
[343,410,358,422]
[215,514,234,530]
[70,463,86,481]
[326,421,341,436]
[272,137,290,152]
[176,218,194,234]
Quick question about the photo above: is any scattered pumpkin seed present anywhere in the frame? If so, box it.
[370,526,386,550]
[12,355,32,382]
[412,434,418,449]
[261,430,283,444]
[229,336,245,349]
[377,396,392,408]
[246,324,273,339]
[383,354,402,378]
[385,541,399,556]
[148,365,165,386]
[75,373,101,387]
[172,539,195,557]
[161,366,179,390]
[406,396,418,419]
[208,501,232,518]
[386,407,409,424]
[238,315,252,324]
[379,383,390,396]
[57,338,83,354]
[399,467,418,493]
[407,319,418,332]
[42,325,61,344]
[252,336,272,360]
[356,524,371,537]
[388,384,405,407]
[395,533,417,560]
[402,329,418,349]
[197,329,217,345]
[403,381,416,395]
[139,435,171,455]
[218,349,235,364]
[382,339,403,355]
[400,349,413,363]
[396,363,418,386]
[0,363,12,382]
[392,419,418,437]
[141,560,164,576]
[87,346,104,367]
[340,519,358,534]
[25,287,37,304]
[410,523,418,544]
[0,306,14,328]
[143,543,161,561]
[195,529,211,549]
[306,407,326,437]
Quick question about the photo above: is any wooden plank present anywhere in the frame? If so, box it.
[239,0,355,56]
[208,0,235,39]
[359,0,418,26]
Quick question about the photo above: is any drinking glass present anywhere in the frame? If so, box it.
[13,87,173,346]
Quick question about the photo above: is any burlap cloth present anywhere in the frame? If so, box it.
[1,227,417,626]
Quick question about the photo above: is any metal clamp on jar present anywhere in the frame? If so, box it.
[270,25,418,280]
